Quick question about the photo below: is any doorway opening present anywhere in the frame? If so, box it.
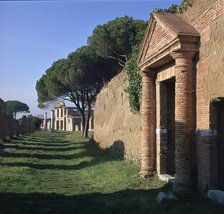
[165,78,175,175]
[158,77,175,176]
[216,100,224,190]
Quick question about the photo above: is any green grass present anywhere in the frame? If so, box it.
[0,131,223,214]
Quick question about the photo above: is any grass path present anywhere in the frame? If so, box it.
[0,131,223,214]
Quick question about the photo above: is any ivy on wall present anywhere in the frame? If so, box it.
[124,45,142,113]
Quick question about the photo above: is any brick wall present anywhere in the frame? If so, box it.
[180,0,224,192]
[146,22,174,58]
[180,0,224,130]
[94,72,141,163]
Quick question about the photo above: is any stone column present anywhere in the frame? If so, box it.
[44,112,47,130]
[51,110,55,131]
[140,69,156,177]
[171,51,196,195]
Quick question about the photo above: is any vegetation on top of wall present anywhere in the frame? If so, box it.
[153,0,194,14]
[124,45,142,113]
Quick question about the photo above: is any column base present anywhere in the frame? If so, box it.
[139,169,154,178]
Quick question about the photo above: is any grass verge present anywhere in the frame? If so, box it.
[0,131,223,214]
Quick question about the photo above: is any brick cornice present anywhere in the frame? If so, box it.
[170,50,196,60]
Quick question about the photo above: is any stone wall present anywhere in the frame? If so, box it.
[94,72,141,164]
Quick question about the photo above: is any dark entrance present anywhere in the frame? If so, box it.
[217,100,224,190]
[165,78,175,175]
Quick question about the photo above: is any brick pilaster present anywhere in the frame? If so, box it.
[171,51,196,195]
[140,70,156,177]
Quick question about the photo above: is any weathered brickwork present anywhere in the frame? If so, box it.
[181,0,224,131]
[94,72,141,163]
[180,0,224,192]
[145,21,174,59]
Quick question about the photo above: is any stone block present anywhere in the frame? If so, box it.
[156,192,168,204]
[207,189,224,204]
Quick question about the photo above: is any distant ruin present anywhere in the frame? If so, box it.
[41,102,94,132]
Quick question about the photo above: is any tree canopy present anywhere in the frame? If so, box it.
[88,16,147,66]
[6,100,29,119]
[36,46,119,137]
[36,15,148,137]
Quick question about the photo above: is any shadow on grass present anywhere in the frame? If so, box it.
[2,150,87,160]
[3,144,86,152]
[0,139,113,170]
[18,141,83,147]
[1,134,126,172]
[0,160,102,170]
[0,188,223,214]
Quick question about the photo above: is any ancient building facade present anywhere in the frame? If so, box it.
[42,102,94,132]
[53,102,79,131]
[138,0,224,194]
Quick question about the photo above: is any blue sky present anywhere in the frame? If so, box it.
[0,0,182,117]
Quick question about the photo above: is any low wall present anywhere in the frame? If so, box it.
[94,72,141,164]
[0,99,37,141]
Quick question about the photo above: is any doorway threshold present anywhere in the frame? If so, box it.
[159,174,176,184]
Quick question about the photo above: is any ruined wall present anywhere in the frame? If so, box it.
[0,98,36,140]
[94,72,141,164]
[180,0,224,192]
[204,15,224,101]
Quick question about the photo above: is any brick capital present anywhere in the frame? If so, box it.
[140,69,156,82]
[171,50,196,60]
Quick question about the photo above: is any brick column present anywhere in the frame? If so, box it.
[171,51,196,195]
[140,69,156,177]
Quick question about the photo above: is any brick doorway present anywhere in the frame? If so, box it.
[166,78,175,175]
[216,100,224,190]
[157,77,175,176]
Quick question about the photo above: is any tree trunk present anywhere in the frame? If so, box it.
[80,111,86,137]
[84,103,91,138]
